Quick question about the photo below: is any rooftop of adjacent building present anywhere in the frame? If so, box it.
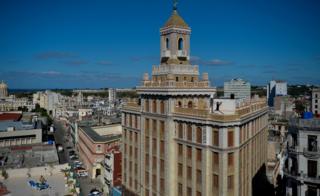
[289,117,320,131]
[0,112,22,121]
[225,78,250,85]
[80,123,122,143]
[0,144,59,169]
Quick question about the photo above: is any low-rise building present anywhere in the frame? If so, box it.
[0,113,42,147]
[77,123,122,192]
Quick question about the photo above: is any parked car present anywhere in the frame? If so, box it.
[66,146,72,150]
[68,150,75,155]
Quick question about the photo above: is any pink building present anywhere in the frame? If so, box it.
[78,124,122,180]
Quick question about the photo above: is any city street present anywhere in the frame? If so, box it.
[53,120,70,164]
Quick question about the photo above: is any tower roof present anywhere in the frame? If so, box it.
[163,10,189,29]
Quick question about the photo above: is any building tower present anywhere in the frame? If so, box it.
[122,2,269,196]
[0,81,8,98]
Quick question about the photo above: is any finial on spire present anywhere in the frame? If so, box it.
[173,0,178,11]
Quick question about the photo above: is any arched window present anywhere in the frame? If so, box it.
[178,101,182,108]
[166,38,170,50]
[178,38,184,50]
[188,101,193,108]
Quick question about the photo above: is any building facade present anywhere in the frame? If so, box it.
[224,78,251,100]
[122,5,269,196]
[267,80,288,107]
[312,88,320,116]
[285,118,320,196]
[77,124,122,192]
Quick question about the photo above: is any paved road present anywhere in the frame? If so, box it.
[53,120,69,164]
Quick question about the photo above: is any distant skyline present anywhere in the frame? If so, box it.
[1,0,320,89]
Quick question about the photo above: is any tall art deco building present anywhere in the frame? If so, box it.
[122,4,269,196]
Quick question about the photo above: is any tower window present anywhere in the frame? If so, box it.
[178,38,184,50]
[166,38,170,50]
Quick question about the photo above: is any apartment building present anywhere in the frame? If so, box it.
[312,88,320,116]
[285,118,320,196]
[224,78,251,100]
[121,4,269,196]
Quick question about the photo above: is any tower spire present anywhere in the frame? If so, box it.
[173,0,178,11]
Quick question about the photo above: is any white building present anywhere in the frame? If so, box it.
[224,78,251,99]
[312,88,320,116]
[267,80,288,107]
[0,120,42,147]
[285,118,320,196]
[108,88,116,104]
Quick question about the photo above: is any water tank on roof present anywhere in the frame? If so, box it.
[7,126,15,131]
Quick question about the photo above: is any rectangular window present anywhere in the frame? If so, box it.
[187,166,192,179]
[213,130,219,146]
[145,118,149,136]
[135,132,138,143]
[228,152,234,166]
[160,178,165,193]
[187,146,192,160]
[152,174,156,189]
[152,156,157,169]
[178,123,183,138]
[145,99,149,112]
[178,144,183,156]
[196,127,202,143]
[213,152,219,165]
[178,183,183,196]
[228,131,234,147]
[196,148,202,162]
[187,125,192,140]
[308,160,317,178]
[178,163,183,177]
[152,138,157,154]
[152,120,157,135]
[145,154,149,167]
[160,141,165,157]
[160,159,165,172]
[213,174,219,187]
[145,172,149,185]
[160,121,165,140]
[227,175,234,189]
[196,170,202,184]
[187,187,192,196]
[145,136,149,152]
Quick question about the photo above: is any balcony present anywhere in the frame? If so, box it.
[303,147,320,159]
[104,177,111,186]
[283,169,320,184]
[161,50,171,58]
[177,50,188,57]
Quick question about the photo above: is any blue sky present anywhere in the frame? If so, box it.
[0,0,320,89]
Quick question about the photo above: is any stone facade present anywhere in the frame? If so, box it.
[121,6,268,196]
